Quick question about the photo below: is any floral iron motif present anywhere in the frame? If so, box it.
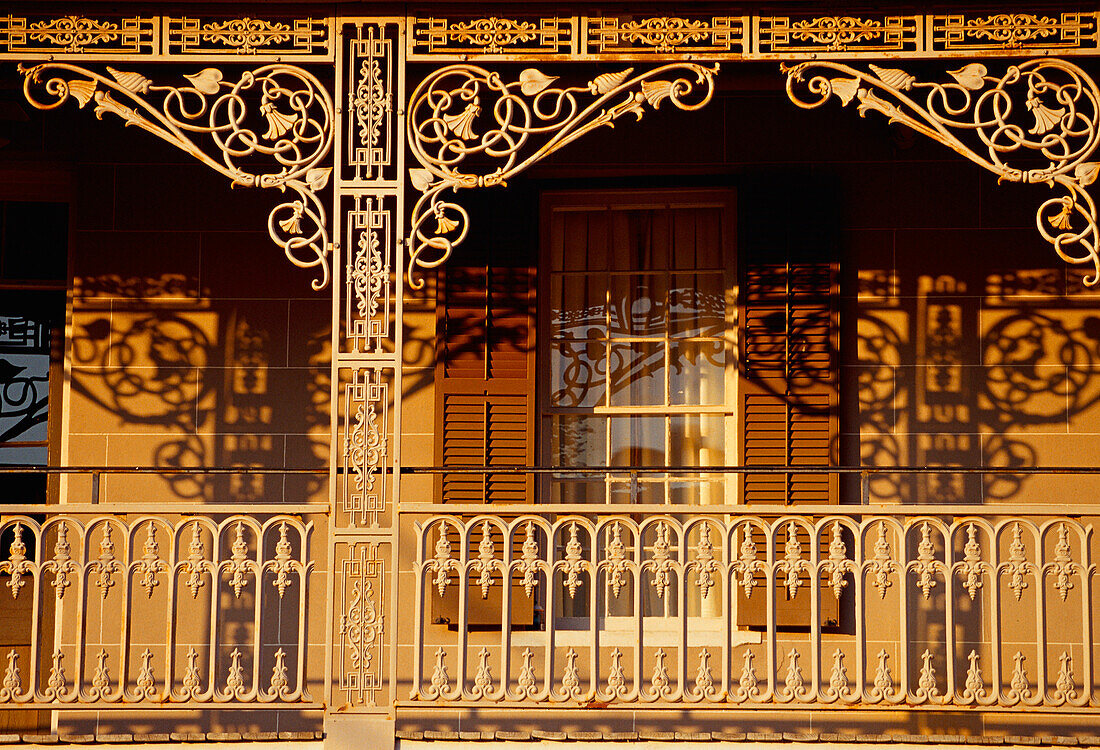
[735,649,758,701]
[961,523,985,599]
[94,523,121,598]
[563,522,585,599]
[779,522,805,600]
[520,521,540,598]
[605,522,628,599]
[560,648,581,699]
[916,649,939,700]
[271,522,295,598]
[783,648,805,698]
[734,525,761,598]
[649,648,671,697]
[269,648,290,697]
[1055,651,1077,701]
[517,648,538,698]
[472,647,493,697]
[914,522,939,599]
[475,520,496,599]
[692,523,719,599]
[428,647,449,698]
[828,649,849,697]
[224,647,247,699]
[227,521,256,598]
[785,58,1100,286]
[183,521,208,598]
[649,521,673,600]
[4,523,29,599]
[50,521,74,600]
[693,648,715,697]
[136,521,166,598]
[824,521,849,600]
[1009,651,1032,701]
[1007,522,1031,601]
[871,649,894,700]
[133,648,157,699]
[20,62,334,289]
[0,651,21,701]
[1050,523,1076,601]
[868,521,896,598]
[180,647,202,700]
[963,649,986,700]
[406,62,718,288]
[432,521,455,597]
[606,648,627,697]
[89,650,111,699]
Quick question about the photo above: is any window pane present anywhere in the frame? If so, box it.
[670,272,725,337]
[669,479,725,504]
[670,414,725,465]
[610,415,664,467]
[670,340,725,405]
[610,478,664,504]
[609,341,663,406]
[551,340,605,407]
[551,275,607,339]
[0,315,50,462]
[609,274,666,338]
[551,415,605,467]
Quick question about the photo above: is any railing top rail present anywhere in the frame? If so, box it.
[0,465,328,475]
[401,465,1100,475]
[6,464,1100,475]
[0,504,326,515]
[399,502,1100,516]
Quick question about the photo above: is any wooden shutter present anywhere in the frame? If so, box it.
[738,258,839,627]
[436,266,536,504]
[434,266,537,628]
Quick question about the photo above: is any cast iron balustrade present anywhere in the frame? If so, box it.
[402,466,1100,710]
[0,466,325,710]
[1,466,1098,713]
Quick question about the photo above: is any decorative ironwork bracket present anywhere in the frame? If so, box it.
[19,62,335,289]
[784,58,1100,285]
[405,62,719,289]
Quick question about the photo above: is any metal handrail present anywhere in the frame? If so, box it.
[5,464,1100,475]
[0,465,327,474]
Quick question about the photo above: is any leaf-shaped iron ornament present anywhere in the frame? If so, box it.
[406,62,719,289]
[784,58,1100,286]
[19,62,334,290]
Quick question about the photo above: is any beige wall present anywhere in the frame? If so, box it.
[400,64,1100,507]
[59,155,330,505]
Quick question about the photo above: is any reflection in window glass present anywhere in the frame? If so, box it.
[544,194,734,509]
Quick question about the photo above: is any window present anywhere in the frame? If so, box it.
[434,187,839,626]
[0,200,69,500]
[541,190,736,506]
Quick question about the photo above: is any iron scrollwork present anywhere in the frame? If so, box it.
[784,58,1100,285]
[19,62,335,289]
[405,62,719,289]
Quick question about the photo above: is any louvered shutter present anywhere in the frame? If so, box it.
[436,265,536,504]
[738,257,839,627]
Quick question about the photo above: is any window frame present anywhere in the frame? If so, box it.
[538,187,739,507]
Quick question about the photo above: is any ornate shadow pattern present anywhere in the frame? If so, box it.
[785,58,1100,285]
[405,62,719,288]
[18,62,335,289]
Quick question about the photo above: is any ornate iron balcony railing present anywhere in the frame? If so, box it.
[403,497,1099,710]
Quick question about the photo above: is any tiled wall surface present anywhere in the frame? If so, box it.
[0,96,331,504]
[400,62,1100,506]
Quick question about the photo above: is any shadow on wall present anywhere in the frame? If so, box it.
[68,274,328,503]
[856,267,1100,503]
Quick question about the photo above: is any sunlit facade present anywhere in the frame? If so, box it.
[0,3,1099,747]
